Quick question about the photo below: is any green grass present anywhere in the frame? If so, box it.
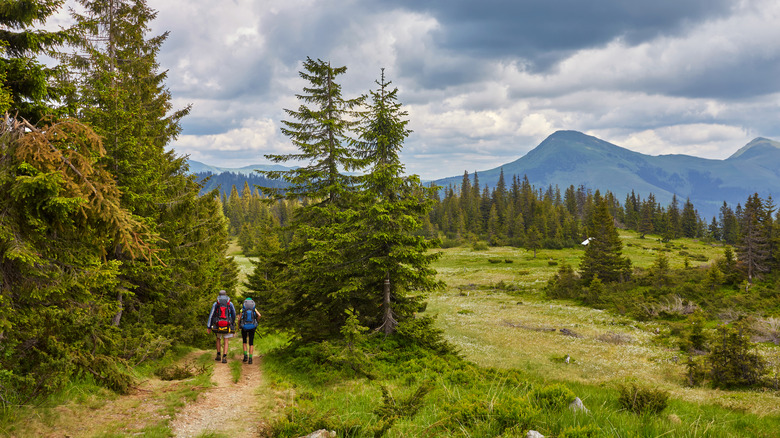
[258,231,780,437]
[229,357,243,383]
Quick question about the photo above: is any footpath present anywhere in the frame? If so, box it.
[171,348,266,437]
[12,338,271,437]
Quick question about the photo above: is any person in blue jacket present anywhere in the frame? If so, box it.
[206,290,236,363]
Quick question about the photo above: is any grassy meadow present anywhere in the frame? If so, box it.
[253,230,780,437]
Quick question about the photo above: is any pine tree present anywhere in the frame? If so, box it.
[63,0,235,332]
[348,69,443,334]
[720,202,739,244]
[579,193,631,285]
[0,116,155,399]
[253,57,364,340]
[681,198,699,238]
[737,193,771,282]
[0,0,73,121]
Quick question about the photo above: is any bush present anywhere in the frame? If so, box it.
[154,362,206,381]
[488,258,503,264]
[530,383,576,411]
[707,323,766,388]
[545,263,581,300]
[559,424,601,438]
[618,383,669,415]
[396,316,456,355]
[472,241,489,251]
[440,237,463,248]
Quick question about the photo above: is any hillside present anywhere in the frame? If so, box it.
[433,131,780,219]
[187,132,780,219]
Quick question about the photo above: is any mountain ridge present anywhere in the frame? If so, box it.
[187,130,779,219]
[432,130,779,219]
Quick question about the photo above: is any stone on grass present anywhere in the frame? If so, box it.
[299,430,336,438]
[569,396,589,413]
[527,431,545,438]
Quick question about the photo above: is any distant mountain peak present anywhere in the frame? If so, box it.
[728,137,780,160]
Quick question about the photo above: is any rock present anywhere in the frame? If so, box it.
[569,397,589,413]
[527,431,545,438]
[299,430,336,438]
[564,354,570,364]
[559,328,582,338]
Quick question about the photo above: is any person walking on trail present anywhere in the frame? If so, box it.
[207,290,236,363]
[238,297,262,364]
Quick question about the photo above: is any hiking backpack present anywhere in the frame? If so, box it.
[212,295,233,332]
[241,299,257,330]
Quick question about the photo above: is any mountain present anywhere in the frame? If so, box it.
[187,160,292,175]
[433,131,780,219]
[187,160,293,196]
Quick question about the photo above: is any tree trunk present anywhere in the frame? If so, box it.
[380,275,397,335]
[112,289,124,327]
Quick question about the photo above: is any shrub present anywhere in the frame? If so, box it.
[440,237,462,248]
[707,323,766,388]
[618,383,669,415]
[154,362,205,381]
[530,383,576,411]
[545,263,581,300]
[396,316,456,355]
[559,424,601,438]
[488,258,503,264]
[472,241,489,251]
[597,332,633,345]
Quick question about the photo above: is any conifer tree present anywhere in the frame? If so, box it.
[349,69,442,334]
[63,0,236,334]
[0,116,155,399]
[579,193,631,285]
[737,193,772,281]
[681,198,699,238]
[253,57,365,340]
[0,0,72,121]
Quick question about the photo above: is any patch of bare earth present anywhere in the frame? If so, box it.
[17,372,179,437]
[170,351,265,437]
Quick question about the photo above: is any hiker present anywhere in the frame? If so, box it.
[238,297,262,364]
[207,289,236,363]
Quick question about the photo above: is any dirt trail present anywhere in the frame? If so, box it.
[170,349,266,437]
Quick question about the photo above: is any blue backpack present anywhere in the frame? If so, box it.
[241,299,258,330]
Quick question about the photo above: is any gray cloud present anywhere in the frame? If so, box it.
[113,0,780,178]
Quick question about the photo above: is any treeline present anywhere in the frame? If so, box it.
[1,1,235,406]
[223,168,769,257]
[195,171,288,197]
[430,171,764,249]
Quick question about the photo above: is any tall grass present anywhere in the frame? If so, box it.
[258,232,780,437]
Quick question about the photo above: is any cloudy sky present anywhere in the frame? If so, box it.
[58,0,780,179]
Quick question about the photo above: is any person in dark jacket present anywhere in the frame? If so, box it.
[206,290,236,363]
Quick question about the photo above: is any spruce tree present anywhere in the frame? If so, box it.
[579,193,631,285]
[349,69,443,334]
[63,0,236,335]
[253,57,364,340]
[0,0,72,121]
[737,193,771,282]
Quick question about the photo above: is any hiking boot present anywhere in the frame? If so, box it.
[248,357,253,365]
[243,354,248,363]
[215,353,221,361]
[222,356,227,363]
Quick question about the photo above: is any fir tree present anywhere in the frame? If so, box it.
[0,0,73,121]
[579,193,631,285]
[63,0,236,334]
[253,57,364,340]
[349,69,443,334]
